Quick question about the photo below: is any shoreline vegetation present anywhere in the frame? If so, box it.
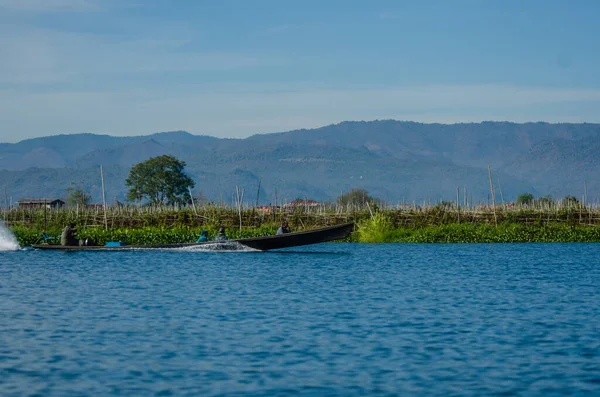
[3,202,600,246]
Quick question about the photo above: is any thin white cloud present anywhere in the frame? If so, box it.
[0,26,279,85]
[0,0,101,12]
[1,83,599,142]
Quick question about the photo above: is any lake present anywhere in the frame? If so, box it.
[1,243,599,396]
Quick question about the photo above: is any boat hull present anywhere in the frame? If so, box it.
[31,222,354,252]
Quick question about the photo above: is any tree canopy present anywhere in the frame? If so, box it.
[516,193,534,205]
[563,195,579,207]
[125,155,195,205]
[65,181,91,207]
[337,188,380,207]
[515,193,558,207]
[535,195,553,206]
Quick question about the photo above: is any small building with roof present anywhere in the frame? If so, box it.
[283,199,320,209]
[17,198,65,209]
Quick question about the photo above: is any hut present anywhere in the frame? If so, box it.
[283,199,320,210]
[17,198,65,209]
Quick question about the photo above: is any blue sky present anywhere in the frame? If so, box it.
[1,0,599,142]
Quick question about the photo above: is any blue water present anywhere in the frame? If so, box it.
[1,244,599,396]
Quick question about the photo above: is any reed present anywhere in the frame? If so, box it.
[357,213,394,243]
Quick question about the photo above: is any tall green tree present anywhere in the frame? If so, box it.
[516,193,534,205]
[563,195,579,207]
[126,155,195,205]
[66,181,91,207]
[337,188,380,207]
[535,195,553,207]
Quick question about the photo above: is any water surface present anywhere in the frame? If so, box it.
[1,244,599,396]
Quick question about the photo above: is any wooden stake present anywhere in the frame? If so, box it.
[488,164,497,225]
[240,188,244,226]
[188,186,197,215]
[44,198,47,233]
[235,186,244,231]
[100,165,108,230]
[255,181,261,207]
[366,201,375,220]
[496,173,505,208]
[456,187,460,223]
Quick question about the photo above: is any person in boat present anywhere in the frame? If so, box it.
[60,222,79,246]
[215,227,228,242]
[276,221,291,235]
[196,230,208,242]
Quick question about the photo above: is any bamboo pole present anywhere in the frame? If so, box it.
[44,198,47,233]
[100,165,108,230]
[188,186,197,215]
[496,173,505,207]
[456,187,460,224]
[236,186,244,231]
[366,201,375,220]
[255,181,261,207]
[488,164,497,225]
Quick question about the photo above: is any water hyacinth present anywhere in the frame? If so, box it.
[4,204,600,245]
[357,222,600,243]
[11,225,282,247]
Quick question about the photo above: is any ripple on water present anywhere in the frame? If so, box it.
[0,243,599,396]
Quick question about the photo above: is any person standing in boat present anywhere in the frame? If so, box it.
[60,222,79,246]
[196,230,208,242]
[215,227,228,241]
[276,221,291,235]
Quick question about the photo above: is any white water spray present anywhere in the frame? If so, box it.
[173,241,259,252]
[0,221,20,251]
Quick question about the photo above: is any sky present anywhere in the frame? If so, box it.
[1,0,599,142]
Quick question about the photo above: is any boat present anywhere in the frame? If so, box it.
[31,222,355,252]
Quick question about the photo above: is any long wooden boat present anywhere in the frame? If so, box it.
[31,222,354,252]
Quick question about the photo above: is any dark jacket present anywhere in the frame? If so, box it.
[61,225,78,246]
[276,225,290,235]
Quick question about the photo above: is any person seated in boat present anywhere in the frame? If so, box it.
[60,222,79,246]
[196,230,208,243]
[215,227,228,242]
[276,221,291,235]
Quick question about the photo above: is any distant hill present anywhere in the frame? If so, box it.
[1,120,599,205]
[503,136,600,201]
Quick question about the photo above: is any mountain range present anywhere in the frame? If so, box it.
[1,120,599,206]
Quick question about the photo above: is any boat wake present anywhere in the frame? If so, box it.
[0,221,20,251]
[170,241,259,252]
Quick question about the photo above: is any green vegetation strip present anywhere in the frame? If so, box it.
[7,206,600,246]
[357,215,600,243]
[12,225,280,247]
[11,221,600,246]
